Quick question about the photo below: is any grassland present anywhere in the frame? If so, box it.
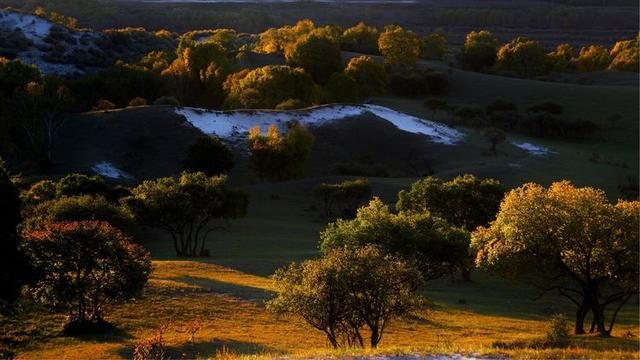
[2,178,639,359]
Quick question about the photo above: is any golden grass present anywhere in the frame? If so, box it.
[5,260,638,360]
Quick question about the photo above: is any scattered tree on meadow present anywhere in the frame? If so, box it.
[496,37,548,76]
[314,178,372,219]
[460,30,497,71]
[247,123,314,181]
[268,245,423,348]
[473,181,640,336]
[378,25,422,66]
[546,44,573,72]
[320,198,469,281]
[576,45,612,72]
[0,161,30,308]
[483,127,506,153]
[23,221,151,333]
[183,137,234,177]
[344,56,388,97]
[397,175,504,281]
[422,32,447,60]
[323,72,360,103]
[341,22,379,54]
[485,98,519,129]
[223,65,317,109]
[285,34,342,84]
[423,98,449,120]
[123,172,248,257]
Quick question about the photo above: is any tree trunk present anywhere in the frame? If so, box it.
[592,305,609,337]
[575,303,589,334]
[461,268,472,282]
[370,325,380,348]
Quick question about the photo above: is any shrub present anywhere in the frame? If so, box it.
[460,30,497,71]
[341,22,379,54]
[545,314,570,348]
[422,32,447,60]
[128,97,148,107]
[344,56,388,97]
[23,221,151,332]
[183,137,234,176]
[153,96,180,106]
[92,99,117,111]
[576,45,612,72]
[285,34,342,84]
[496,37,548,77]
[275,99,306,110]
[314,179,372,219]
[378,25,422,66]
[248,123,314,181]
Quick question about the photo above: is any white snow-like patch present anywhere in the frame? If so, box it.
[511,141,557,156]
[0,11,52,44]
[91,162,133,180]
[175,104,464,145]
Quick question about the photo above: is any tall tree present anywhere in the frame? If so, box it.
[378,25,422,66]
[473,181,639,336]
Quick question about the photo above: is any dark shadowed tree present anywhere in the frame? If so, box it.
[285,34,342,84]
[483,127,506,153]
[183,137,234,176]
[460,30,497,71]
[314,178,372,219]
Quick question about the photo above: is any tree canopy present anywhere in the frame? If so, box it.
[460,30,497,71]
[378,25,422,66]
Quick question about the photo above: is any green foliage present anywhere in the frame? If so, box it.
[275,99,306,110]
[223,65,317,109]
[344,56,388,97]
[320,198,469,281]
[314,178,372,219]
[497,37,548,77]
[576,45,612,72]
[460,30,497,71]
[0,161,29,306]
[54,173,119,200]
[285,34,342,84]
[546,44,573,72]
[545,314,570,348]
[323,72,360,103]
[248,123,314,181]
[255,19,316,55]
[23,221,151,331]
[25,195,135,235]
[422,32,447,60]
[378,25,422,66]
[341,22,379,54]
[182,137,234,177]
[268,245,423,348]
[122,172,248,257]
[608,35,639,72]
[473,181,640,336]
[397,175,504,232]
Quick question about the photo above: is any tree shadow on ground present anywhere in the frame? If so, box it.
[167,276,274,301]
[116,339,277,359]
[61,324,133,343]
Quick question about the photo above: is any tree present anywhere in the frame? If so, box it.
[25,195,134,235]
[323,73,360,103]
[423,98,449,120]
[314,178,372,219]
[183,137,234,176]
[483,127,506,153]
[341,23,379,54]
[248,123,314,181]
[397,175,504,281]
[378,25,422,66]
[485,98,519,129]
[320,198,469,282]
[223,65,317,109]
[344,56,388,97]
[460,30,497,71]
[422,33,447,60]
[285,34,342,84]
[547,44,573,72]
[608,36,639,72]
[576,45,612,72]
[123,173,248,257]
[268,245,422,348]
[473,181,639,336]
[23,221,151,333]
[54,173,122,201]
[0,161,29,307]
[496,37,548,77]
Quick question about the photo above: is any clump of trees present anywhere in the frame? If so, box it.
[247,123,314,181]
[496,37,548,77]
[608,35,639,72]
[341,22,379,54]
[343,56,388,98]
[473,181,639,336]
[123,172,248,257]
[183,137,234,176]
[378,25,423,67]
[575,45,612,72]
[314,178,371,219]
[285,34,342,84]
[320,198,469,281]
[23,221,151,333]
[268,245,422,348]
[460,30,497,71]
[422,32,447,60]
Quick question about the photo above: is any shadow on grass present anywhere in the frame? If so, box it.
[168,276,274,301]
[116,339,277,359]
[61,324,133,343]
